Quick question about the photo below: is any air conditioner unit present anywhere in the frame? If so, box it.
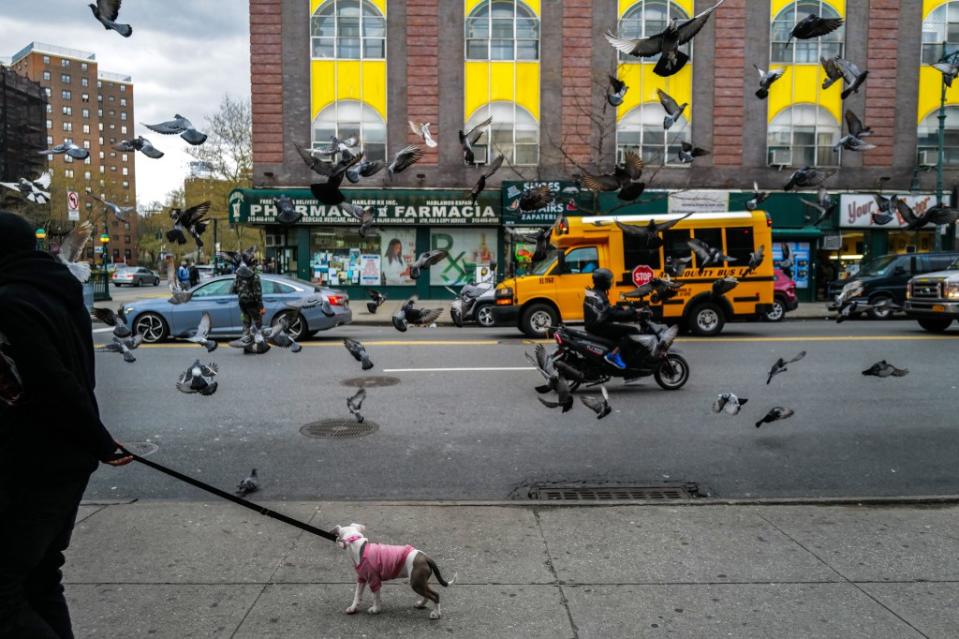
[769,148,792,166]
[919,150,938,167]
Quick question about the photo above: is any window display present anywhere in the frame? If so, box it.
[429,229,498,286]
[380,228,417,286]
[310,228,379,287]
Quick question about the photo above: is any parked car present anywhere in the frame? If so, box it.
[194,264,216,282]
[904,256,959,332]
[827,252,959,319]
[448,281,497,327]
[120,274,351,343]
[763,268,799,322]
[112,266,160,287]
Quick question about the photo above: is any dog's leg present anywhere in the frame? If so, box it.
[368,589,382,614]
[426,586,441,619]
[345,581,365,615]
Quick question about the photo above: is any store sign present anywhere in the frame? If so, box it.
[839,194,950,229]
[668,190,729,214]
[229,188,500,226]
[502,181,582,225]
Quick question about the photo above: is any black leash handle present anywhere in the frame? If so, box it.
[122,450,337,542]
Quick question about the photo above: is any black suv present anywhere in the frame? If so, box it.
[828,252,959,318]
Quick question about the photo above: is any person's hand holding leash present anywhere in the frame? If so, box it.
[103,442,134,466]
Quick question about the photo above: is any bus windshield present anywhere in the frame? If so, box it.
[531,253,557,275]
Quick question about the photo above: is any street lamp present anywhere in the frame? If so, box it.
[934,44,959,251]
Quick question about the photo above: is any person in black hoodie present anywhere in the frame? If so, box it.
[0,212,132,639]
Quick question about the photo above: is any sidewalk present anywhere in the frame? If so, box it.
[66,500,959,638]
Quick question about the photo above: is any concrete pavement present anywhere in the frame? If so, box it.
[66,500,959,638]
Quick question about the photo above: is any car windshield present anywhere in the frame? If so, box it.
[531,253,558,275]
[949,257,959,270]
[857,255,899,277]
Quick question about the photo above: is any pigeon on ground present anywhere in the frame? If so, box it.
[264,316,302,353]
[754,65,784,99]
[276,195,303,225]
[687,237,737,269]
[285,295,336,316]
[580,385,612,420]
[409,121,437,148]
[367,289,386,314]
[409,249,448,280]
[459,115,493,165]
[236,469,259,497]
[0,171,51,204]
[745,244,765,275]
[167,263,193,305]
[755,407,795,428]
[343,338,374,371]
[789,14,843,42]
[606,75,628,106]
[713,393,748,416]
[862,360,909,378]
[711,277,739,297]
[387,145,423,177]
[678,141,709,164]
[527,344,577,413]
[92,307,132,338]
[746,182,769,211]
[87,191,135,222]
[581,152,645,201]
[144,114,207,146]
[176,359,219,395]
[658,89,687,129]
[836,58,868,100]
[518,184,555,211]
[392,298,443,332]
[801,188,835,226]
[89,0,132,37]
[113,136,164,159]
[506,227,553,262]
[345,158,385,183]
[821,56,844,90]
[616,213,693,250]
[783,166,831,192]
[184,313,218,352]
[98,334,143,363]
[470,154,504,204]
[347,388,366,423]
[934,61,959,87]
[604,0,726,77]
[167,201,211,248]
[767,351,806,385]
[58,221,93,283]
[665,255,692,278]
[340,202,378,238]
[39,142,89,160]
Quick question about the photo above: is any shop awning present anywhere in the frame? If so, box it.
[772,226,823,239]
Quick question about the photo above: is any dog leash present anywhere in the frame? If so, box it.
[121,449,337,542]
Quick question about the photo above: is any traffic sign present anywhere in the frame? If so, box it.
[631,265,654,287]
[67,191,80,221]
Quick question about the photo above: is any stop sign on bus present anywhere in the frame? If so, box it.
[632,265,654,287]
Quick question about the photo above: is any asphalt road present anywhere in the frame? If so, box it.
[89,318,959,502]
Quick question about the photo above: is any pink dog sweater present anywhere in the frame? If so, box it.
[355,543,415,592]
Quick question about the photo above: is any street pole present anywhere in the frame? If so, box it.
[936,51,947,252]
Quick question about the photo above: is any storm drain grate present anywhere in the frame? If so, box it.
[300,419,379,439]
[523,482,702,501]
[341,376,400,388]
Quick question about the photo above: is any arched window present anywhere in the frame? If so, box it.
[767,104,840,167]
[311,0,386,60]
[917,107,959,166]
[465,102,538,165]
[312,100,386,161]
[616,103,690,166]
[617,0,690,62]
[465,0,539,61]
[922,2,959,65]
[771,1,843,64]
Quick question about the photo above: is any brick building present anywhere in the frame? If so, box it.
[9,42,139,265]
[0,65,48,216]
[245,1,959,301]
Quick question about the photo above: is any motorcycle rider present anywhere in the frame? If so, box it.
[583,268,641,370]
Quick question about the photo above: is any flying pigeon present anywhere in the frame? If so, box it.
[275,195,303,225]
[39,142,89,160]
[834,133,875,153]
[409,249,448,280]
[86,191,135,222]
[581,152,645,201]
[580,385,612,420]
[766,350,806,385]
[616,213,692,250]
[236,469,259,497]
[58,221,93,283]
[665,255,692,278]
[470,153,504,205]
[925,205,959,225]
[167,263,193,305]
[184,312,217,352]
[113,136,164,159]
[284,295,335,316]
[387,145,423,177]
[262,316,302,353]
[862,360,909,378]
[345,159,385,183]
[658,89,687,130]
[783,166,830,192]
[89,0,132,37]
[835,58,868,100]
[934,61,959,87]
[313,135,357,156]
[392,298,443,331]
[871,194,895,225]
[506,227,553,262]
[788,14,843,42]
[713,393,748,416]
[459,115,493,165]
[409,121,437,148]
[801,187,835,226]
[896,199,929,231]
[778,242,794,279]
[687,237,737,269]
[307,151,365,205]
[343,338,374,371]
[678,141,709,164]
[755,407,795,428]
[167,201,211,248]
[833,279,865,309]
[606,75,628,107]
[98,333,143,363]
[746,182,769,211]
[367,289,386,314]
[176,359,219,395]
[821,56,844,90]
[92,307,132,338]
[518,184,554,211]
[0,172,52,204]
[527,344,576,413]
[347,388,366,423]
[144,114,207,146]
[711,277,739,297]
[604,0,726,77]
[340,202,378,238]
[754,65,784,99]
[745,244,765,274]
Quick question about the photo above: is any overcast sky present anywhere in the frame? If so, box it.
[1,1,250,205]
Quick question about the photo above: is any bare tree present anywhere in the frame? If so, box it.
[186,95,252,184]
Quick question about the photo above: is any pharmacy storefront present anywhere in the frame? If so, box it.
[229,188,501,299]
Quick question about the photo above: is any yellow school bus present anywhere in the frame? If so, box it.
[493,211,775,337]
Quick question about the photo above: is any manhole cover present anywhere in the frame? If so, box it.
[341,376,400,388]
[516,482,702,501]
[122,441,160,457]
[300,419,379,439]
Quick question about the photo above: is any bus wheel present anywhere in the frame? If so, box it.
[687,302,725,337]
[520,303,559,338]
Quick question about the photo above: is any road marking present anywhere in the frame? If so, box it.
[679,335,959,343]
[383,366,536,372]
[92,327,115,334]
[134,339,502,350]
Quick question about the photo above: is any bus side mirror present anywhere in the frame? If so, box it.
[556,252,570,274]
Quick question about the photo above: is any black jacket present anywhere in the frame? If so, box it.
[583,288,635,331]
[0,251,116,476]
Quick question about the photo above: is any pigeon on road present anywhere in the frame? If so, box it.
[767,351,806,385]
[347,388,367,423]
[185,313,218,352]
[367,289,386,314]
[98,334,143,363]
[344,338,374,371]
[113,136,165,159]
[89,0,132,37]
[176,359,219,395]
[236,469,259,497]
[755,407,795,428]
[713,393,748,416]
[265,317,302,353]
[527,344,576,413]
[392,298,443,332]
[862,360,909,378]
[580,385,612,420]
[92,307,132,338]
[145,114,207,145]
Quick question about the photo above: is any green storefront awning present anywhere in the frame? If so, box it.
[772,226,823,238]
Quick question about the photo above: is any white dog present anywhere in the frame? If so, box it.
[334,523,455,619]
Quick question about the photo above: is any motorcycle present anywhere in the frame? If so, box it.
[551,306,690,391]
[448,281,495,327]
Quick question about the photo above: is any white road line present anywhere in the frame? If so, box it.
[92,327,114,334]
[382,366,536,373]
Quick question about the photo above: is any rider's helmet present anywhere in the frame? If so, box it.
[591,268,614,291]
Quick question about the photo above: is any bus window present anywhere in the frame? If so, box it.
[725,227,755,264]
[691,228,722,269]
[624,235,662,270]
[564,246,599,274]
[664,229,692,264]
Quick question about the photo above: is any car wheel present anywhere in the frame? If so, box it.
[134,312,168,343]
[520,303,559,338]
[153,278,160,286]
[687,302,725,336]
[134,279,141,287]
[274,311,308,341]
[764,297,786,322]
[475,303,496,328]
[917,318,953,333]
[868,294,895,320]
